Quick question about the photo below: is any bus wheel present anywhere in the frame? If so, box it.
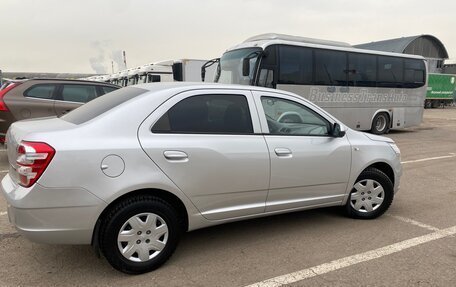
[371,113,389,135]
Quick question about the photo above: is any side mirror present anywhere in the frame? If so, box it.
[331,123,346,138]
[201,58,220,82]
[242,58,250,77]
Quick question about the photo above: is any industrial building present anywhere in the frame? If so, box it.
[444,63,456,74]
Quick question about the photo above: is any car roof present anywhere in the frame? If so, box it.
[133,82,288,95]
[131,82,332,120]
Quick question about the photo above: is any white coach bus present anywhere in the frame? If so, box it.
[205,33,427,134]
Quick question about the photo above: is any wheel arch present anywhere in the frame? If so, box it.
[363,161,395,186]
[371,109,392,129]
[342,160,396,206]
[91,188,189,253]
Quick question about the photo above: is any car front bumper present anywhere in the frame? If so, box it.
[1,173,107,244]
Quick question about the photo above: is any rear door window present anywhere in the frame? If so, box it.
[60,84,98,103]
[152,94,253,134]
[24,84,56,100]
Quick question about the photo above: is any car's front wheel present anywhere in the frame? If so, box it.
[345,168,394,219]
[100,195,181,274]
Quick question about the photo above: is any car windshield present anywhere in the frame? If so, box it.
[215,47,262,85]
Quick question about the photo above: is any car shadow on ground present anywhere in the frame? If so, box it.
[9,207,345,279]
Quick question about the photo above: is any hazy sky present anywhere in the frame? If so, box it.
[1,0,455,73]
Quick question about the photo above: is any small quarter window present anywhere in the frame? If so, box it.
[152,94,253,134]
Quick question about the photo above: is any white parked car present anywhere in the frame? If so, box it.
[1,83,401,274]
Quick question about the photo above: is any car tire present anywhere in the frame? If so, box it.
[371,113,390,135]
[345,168,394,219]
[100,195,182,274]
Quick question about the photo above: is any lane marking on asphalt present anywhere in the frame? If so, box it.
[401,153,456,164]
[244,225,456,287]
[0,212,7,216]
[387,215,440,232]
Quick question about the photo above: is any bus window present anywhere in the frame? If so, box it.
[404,59,425,88]
[378,56,403,88]
[348,53,377,87]
[315,49,347,86]
[148,75,161,83]
[278,46,313,85]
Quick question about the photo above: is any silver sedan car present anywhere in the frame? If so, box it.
[1,83,401,274]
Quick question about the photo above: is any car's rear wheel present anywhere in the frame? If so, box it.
[100,195,181,274]
[345,168,394,219]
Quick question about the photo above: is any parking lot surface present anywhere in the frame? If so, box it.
[1,108,455,287]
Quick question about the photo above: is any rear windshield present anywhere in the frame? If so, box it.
[61,87,147,124]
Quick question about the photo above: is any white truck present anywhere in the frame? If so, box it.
[167,59,217,82]
[127,59,217,85]
[127,67,142,86]
[117,69,130,87]
[137,62,174,84]
[90,59,217,86]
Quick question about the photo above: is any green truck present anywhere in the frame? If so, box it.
[425,73,456,108]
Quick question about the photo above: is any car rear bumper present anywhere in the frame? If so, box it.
[1,174,107,244]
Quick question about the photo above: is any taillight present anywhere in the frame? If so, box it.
[0,82,21,111]
[16,141,55,187]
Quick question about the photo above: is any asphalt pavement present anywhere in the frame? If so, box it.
[0,108,455,287]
